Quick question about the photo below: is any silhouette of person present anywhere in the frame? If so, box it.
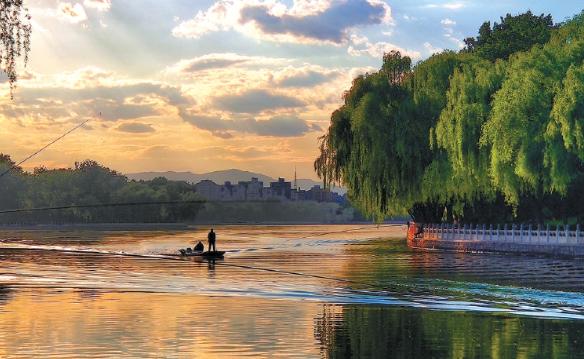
[194,241,204,252]
[208,228,217,252]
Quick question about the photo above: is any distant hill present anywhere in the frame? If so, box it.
[126,169,274,185]
[126,169,347,195]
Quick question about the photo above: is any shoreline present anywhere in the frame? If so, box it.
[408,222,584,258]
[0,221,399,231]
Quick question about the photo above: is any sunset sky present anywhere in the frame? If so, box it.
[1,0,582,180]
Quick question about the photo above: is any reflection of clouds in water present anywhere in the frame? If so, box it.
[0,290,322,357]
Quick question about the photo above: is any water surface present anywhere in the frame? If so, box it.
[1,225,584,358]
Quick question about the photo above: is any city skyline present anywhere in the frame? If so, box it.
[1,0,582,180]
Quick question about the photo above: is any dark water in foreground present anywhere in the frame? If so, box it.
[1,225,584,358]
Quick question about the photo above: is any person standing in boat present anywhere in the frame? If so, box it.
[208,228,217,252]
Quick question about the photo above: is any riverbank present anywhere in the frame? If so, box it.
[0,221,398,231]
[408,222,584,257]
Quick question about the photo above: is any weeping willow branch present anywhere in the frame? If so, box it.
[0,0,32,99]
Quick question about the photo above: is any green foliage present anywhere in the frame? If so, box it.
[0,154,203,224]
[317,11,584,223]
[464,11,554,61]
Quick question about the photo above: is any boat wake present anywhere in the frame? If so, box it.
[1,244,584,320]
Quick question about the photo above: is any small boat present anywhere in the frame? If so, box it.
[178,248,225,258]
[200,251,225,258]
[178,248,203,256]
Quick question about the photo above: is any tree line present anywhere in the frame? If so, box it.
[316,11,584,224]
[0,154,203,224]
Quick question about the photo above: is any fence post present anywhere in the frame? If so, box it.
[566,224,570,244]
[556,225,560,243]
[528,224,532,244]
[577,224,581,244]
[546,224,550,244]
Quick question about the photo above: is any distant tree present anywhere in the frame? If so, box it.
[0,156,205,224]
[0,0,32,98]
[464,11,554,61]
[381,50,412,84]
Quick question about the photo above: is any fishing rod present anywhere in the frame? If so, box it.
[0,200,207,215]
[0,115,95,180]
[0,200,372,216]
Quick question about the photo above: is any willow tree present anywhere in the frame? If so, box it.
[316,11,584,223]
[315,51,418,221]
[482,13,584,205]
[427,56,507,219]
[0,0,32,98]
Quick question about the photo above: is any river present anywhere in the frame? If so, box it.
[0,225,583,358]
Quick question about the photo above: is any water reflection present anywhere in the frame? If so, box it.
[0,285,11,305]
[316,305,584,358]
[0,290,323,358]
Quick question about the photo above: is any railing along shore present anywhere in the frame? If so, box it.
[407,223,584,257]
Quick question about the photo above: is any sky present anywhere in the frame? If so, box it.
[0,0,582,180]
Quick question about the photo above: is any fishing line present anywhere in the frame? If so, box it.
[296,224,402,239]
[0,200,206,215]
[0,200,364,216]
[0,246,410,291]
[0,116,94,180]
[0,244,411,294]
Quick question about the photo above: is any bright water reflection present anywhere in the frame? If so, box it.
[0,225,583,358]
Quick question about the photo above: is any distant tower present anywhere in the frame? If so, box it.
[294,166,298,190]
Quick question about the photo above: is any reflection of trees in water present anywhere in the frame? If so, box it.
[315,305,584,358]
[0,285,12,305]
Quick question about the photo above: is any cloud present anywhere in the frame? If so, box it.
[348,39,421,59]
[116,122,155,133]
[439,17,464,49]
[423,42,443,55]
[84,0,111,11]
[181,110,317,138]
[173,0,393,45]
[239,0,390,44]
[440,18,456,26]
[212,89,304,113]
[424,2,465,10]
[166,53,291,75]
[1,71,189,123]
[277,70,338,88]
[57,2,88,24]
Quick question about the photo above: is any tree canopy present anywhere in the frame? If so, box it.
[0,155,203,224]
[316,11,584,224]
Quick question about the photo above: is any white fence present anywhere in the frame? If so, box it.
[419,223,584,245]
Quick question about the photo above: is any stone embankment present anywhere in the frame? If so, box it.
[407,222,584,257]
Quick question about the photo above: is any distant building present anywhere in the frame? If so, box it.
[269,178,292,200]
[238,177,264,200]
[194,176,342,203]
[305,185,332,202]
[194,180,222,200]
[291,188,306,201]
